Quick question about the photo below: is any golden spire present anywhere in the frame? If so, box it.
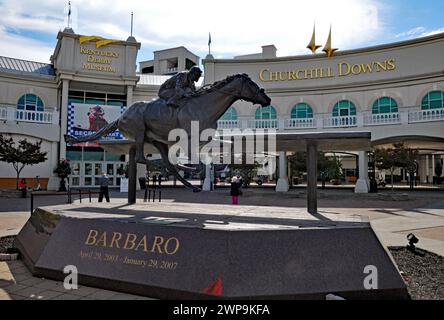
[322,26,338,58]
[306,24,321,54]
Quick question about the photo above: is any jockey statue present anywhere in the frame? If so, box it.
[158,66,203,108]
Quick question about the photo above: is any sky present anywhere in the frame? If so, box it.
[0,0,443,68]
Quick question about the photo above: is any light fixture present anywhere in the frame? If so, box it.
[406,233,419,251]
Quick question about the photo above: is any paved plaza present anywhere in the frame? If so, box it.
[1,187,443,300]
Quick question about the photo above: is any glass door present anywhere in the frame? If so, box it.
[83,162,93,187]
[93,163,103,187]
[70,162,81,187]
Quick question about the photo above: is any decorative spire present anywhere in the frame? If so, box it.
[306,23,321,54]
[322,25,338,58]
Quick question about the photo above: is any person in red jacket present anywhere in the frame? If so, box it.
[18,178,27,198]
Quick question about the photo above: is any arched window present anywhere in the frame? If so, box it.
[220,107,238,121]
[421,91,444,110]
[372,97,398,114]
[17,94,44,111]
[255,105,277,120]
[332,100,356,117]
[291,103,313,118]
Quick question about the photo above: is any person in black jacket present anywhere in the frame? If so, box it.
[230,176,241,205]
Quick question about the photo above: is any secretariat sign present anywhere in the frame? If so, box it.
[259,58,396,82]
[67,103,125,146]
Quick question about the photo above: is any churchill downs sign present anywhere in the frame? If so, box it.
[259,58,396,82]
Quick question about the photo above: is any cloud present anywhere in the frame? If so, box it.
[395,27,426,38]
[0,26,54,63]
[0,0,384,61]
[421,27,444,37]
[395,26,444,41]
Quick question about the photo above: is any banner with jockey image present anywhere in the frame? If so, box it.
[67,103,125,147]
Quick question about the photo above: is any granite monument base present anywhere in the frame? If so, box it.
[14,205,409,299]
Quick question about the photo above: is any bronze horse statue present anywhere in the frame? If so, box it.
[65,74,271,191]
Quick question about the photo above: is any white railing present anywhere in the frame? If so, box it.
[408,109,444,123]
[217,120,239,129]
[166,67,178,74]
[0,106,8,120]
[15,109,55,123]
[364,112,401,126]
[248,119,278,129]
[285,118,316,129]
[322,115,357,128]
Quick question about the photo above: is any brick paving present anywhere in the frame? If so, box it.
[0,260,153,300]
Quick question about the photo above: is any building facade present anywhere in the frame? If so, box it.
[1,28,444,191]
[203,34,444,191]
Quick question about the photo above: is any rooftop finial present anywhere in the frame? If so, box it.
[322,25,338,58]
[306,23,321,54]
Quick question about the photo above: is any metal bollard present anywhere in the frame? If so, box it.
[89,189,91,202]
[30,192,34,215]
[79,189,82,203]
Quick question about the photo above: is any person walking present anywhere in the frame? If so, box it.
[98,172,110,203]
[230,176,241,205]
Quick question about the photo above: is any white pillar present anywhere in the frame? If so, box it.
[47,142,60,191]
[203,163,213,191]
[276,151,289,192]
[355,151,369,193]
[127,85,133,107]
[59,79,69,160]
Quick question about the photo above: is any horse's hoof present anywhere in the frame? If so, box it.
[192,188,202,193]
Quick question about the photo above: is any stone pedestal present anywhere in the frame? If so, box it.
[14,203,409,299]
[355,151,369,193]
[275,151,289,192]
[46,176,59,191]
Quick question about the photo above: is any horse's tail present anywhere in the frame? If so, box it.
[64,120,119,144]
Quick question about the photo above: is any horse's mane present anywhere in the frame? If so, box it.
[194,73,250,96]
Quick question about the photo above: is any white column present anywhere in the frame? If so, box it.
[127,85,133,107]
[355,151,369,193]
[47,142,60,191]
[203,163,213,191]
[59,79,70,160]
[276,151,289,192]
[356,113,364,127]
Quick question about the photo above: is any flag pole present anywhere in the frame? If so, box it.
[208,32,211,55]
[67,1,71,28]
[131,12,134,37]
